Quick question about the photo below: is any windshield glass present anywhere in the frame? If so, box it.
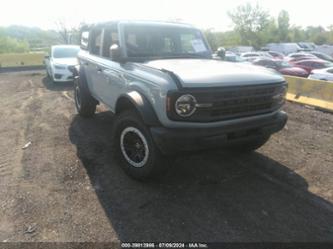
[314,53,333,61]
[276,60,291,68]
[53,47,80,58]
[324,62,333,67]
[123,25,211,58]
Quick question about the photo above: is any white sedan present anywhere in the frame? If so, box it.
[308,67,333,82]
[44,45,80,83]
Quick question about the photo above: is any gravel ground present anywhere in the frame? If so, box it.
[0,71,332,244]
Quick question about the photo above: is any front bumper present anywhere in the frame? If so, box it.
[52,68,74,82]
[150,111,287,154]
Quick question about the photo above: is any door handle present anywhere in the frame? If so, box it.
[96,67,103,73]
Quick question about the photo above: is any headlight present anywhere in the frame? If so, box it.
[175,94,197,117]
[273,86,287,103]
[54,64,66,70]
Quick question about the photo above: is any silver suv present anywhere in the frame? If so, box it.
[74,20,287,180]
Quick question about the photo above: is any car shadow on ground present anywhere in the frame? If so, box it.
[42,76,73,91]
[69,112,333,242]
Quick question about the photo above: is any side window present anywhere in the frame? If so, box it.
[312,62,321,68]
[180,34,196,53]
[266,61,274,67]
[327,69,333,74]
[256,60,265,66]
[102,26,119,57]
[90,29,102,56]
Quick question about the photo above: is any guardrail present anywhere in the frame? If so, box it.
[285,75,333,112]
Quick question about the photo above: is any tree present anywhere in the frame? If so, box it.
[305,26,328,45]
[55,20,82,45]
[288,25,306,42]
[228,3,270,48]
[277,10,290,42]
[0,36,29,53]
[203,29,218,51]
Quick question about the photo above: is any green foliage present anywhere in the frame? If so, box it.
[277,10,290,42]
[203,29,218,51]
[0,36,29,53]
[203,3,333,52]
[0,25,79,54]
[228,3,270,48]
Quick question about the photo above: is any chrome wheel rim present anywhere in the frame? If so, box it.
[120,127,149,168]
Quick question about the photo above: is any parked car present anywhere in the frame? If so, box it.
[287,56,318,63]
[265,43,303,55]
[252,58,309,77]
[74,20,287,180]
[267,51,284,60]
[310,51,333,62]
[315,44,333,57]
[297,42,316,51]
[228,46,254,54]
[291,59,333,74]
[44,45,80,83]
[308,67,333,81]
[224,52,248,63]
[286,52,316,60]
[240,52,272,61]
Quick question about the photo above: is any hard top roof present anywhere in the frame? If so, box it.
[91,20,196,29]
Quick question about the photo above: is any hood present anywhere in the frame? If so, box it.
[53,57,78,66]
[144,59,284,88]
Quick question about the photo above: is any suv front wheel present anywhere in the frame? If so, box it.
[74,72,97,117]
[112,110,167,181]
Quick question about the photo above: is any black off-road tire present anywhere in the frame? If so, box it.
[46,69,55,83]
[111,110,168,181]
[46,68,51,79]
[74,70,98,117]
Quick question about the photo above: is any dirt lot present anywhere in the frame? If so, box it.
[0,71,332,243]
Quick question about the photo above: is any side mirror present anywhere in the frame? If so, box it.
[216,47,226,59]
[80,31,89,50]
[110,44,123,62]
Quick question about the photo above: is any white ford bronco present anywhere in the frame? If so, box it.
[74,20,287,180]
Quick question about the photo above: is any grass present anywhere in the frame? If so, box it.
[0,52,45,67]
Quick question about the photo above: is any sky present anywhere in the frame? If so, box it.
[1,0,332,31]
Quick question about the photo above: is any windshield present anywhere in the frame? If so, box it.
[276,60,291,68]
[53,47,80,58]
[123,25,211,58]
[320,53,333,60]
[324,62,333,67]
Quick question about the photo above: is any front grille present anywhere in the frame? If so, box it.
[167,82,286,122]
[54,74,62,79]
[207,84,284,120]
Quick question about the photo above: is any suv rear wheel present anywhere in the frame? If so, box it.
[112,110,167,180]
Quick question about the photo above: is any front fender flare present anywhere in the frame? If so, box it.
[116,91,161,126]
